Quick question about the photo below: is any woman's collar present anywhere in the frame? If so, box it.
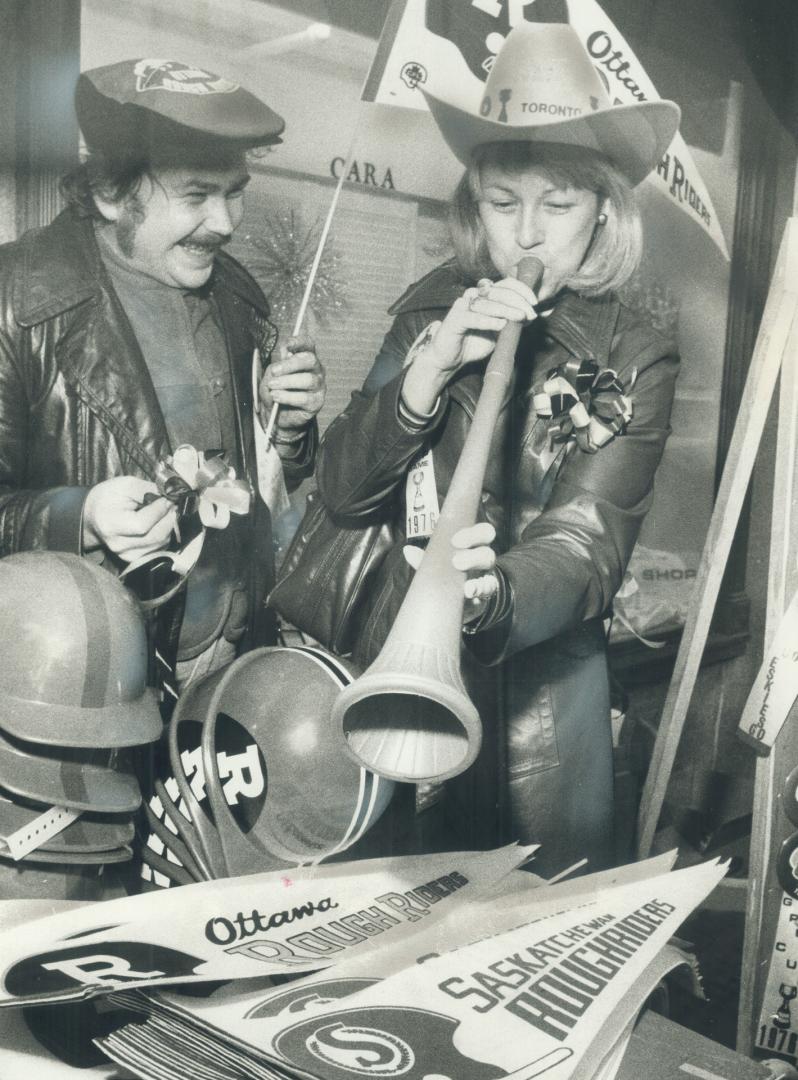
[544,290,620,366]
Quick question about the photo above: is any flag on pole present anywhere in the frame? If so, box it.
[362,0,484,112]
[363,0,729,260]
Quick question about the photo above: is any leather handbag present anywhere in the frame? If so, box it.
[267,490,395,656]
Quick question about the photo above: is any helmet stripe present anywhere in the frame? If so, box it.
[57,555,112,709]
[291,646,351,687]
[280,649,386,863]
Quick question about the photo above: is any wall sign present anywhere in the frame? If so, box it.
[330,158,395,190]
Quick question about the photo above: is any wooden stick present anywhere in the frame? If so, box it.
[262,136,359,444]
[736,262,798,1052]
[636,218,798,859]
[545,858,589,885]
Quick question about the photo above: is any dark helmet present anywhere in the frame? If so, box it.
[0,857,121,901]
[0,727,141,813]
[0,552,162,749]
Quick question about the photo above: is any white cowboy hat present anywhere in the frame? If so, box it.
[423,21,680,186]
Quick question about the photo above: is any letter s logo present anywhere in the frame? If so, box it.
[275,1005,510,1079]
[308,1023,413,1076]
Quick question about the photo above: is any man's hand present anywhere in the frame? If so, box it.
[82,476,177,563]
[259,337,326,432]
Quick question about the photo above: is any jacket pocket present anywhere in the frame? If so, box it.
[505,679,560,777]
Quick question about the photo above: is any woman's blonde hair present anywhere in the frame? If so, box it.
[449,141,642,296]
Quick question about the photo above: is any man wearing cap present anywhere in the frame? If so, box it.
[0,59,325,678]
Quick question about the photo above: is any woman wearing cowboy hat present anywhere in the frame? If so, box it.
[309,21,681,874]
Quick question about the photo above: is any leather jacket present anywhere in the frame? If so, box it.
[316,262,679,873]
[0,209,316,647]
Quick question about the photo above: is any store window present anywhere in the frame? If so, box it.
[73,0,794,653]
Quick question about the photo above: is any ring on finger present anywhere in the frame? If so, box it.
[476,278,492,298]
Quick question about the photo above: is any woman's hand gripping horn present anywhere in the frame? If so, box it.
[403,521,498,626]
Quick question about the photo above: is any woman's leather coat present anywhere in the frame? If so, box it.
[316,263,679,874]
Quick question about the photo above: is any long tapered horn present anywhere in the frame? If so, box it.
[333,257,544,784]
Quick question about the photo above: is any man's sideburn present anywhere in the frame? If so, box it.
[115,197,147,259]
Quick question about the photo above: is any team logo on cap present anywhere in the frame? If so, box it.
[134,60,239,96]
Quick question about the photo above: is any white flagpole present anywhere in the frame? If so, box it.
[252,7,401,512]
[261,24,377,447]
[261,136,358,443]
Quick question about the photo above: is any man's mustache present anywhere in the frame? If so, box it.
[180,233,232,249]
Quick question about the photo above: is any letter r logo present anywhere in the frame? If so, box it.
[5,943,203,998]
[41,955,166,985]
[217,744,265,804]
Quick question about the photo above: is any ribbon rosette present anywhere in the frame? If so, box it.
[532,357,635,454]
[154,445,252,529]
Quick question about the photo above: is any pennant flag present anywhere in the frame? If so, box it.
[755,882,798,1068]
[362,0,483,111]
[737,585,798,754]
[97,856,724,1080]
[363,0,729,259]
[0,846,529,1007]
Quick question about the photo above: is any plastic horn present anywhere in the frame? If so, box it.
[333,256,544,783]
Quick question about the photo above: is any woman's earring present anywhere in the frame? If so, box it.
[596,212,608,226]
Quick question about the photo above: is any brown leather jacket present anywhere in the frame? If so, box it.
[0,209,316,646]
[316,263,679,873]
